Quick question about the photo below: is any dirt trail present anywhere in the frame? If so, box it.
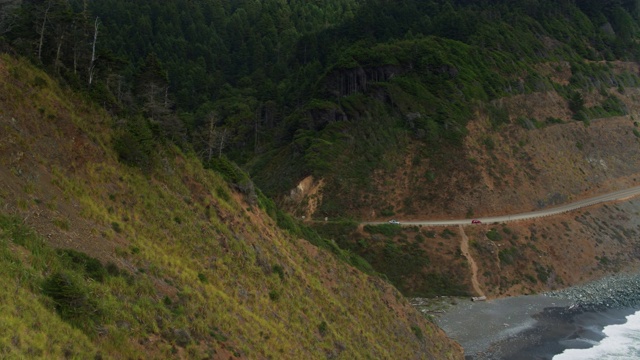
[459,225,485,298]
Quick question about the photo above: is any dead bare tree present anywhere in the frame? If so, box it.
[194,111,231,162]
[88,16,98,85]
[205,112,218,162]
[36,0,53,62]
[107,73,126,103]
[140,81,170,123]
[217,127,228,158]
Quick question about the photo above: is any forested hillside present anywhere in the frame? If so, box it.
[3,1,640,220]
[4,0,640,312]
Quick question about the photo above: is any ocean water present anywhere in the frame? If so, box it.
[553,309,640,359]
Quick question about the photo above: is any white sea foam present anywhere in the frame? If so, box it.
[553,310,640,359]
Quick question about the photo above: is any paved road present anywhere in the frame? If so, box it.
[366,185,640,227]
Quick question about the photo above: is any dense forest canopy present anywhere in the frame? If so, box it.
[2,0,640,212]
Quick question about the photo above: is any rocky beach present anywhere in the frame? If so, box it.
[424,272,640,359]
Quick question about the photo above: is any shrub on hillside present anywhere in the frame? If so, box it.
[114,116,154,169]
[364,224,402,237]
[57,249,108,282]
[42,272,98,324]
[486,228,502,241]
[207,156,257,205]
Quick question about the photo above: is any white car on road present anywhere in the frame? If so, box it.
[388,219,400,225]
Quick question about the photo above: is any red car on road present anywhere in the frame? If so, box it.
[471,219,482,224]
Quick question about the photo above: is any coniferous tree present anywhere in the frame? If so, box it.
[0,0,21,35]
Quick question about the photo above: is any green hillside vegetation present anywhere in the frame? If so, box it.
[95,1,640,214]
[2,0,640,352]
[252,0,640,217]
[3,0,639,218]
[0,56,461,358]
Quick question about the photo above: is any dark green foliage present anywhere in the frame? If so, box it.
[56,249,108,282]
[42,272,98,323]
[32,76,48,88]
[482,136,495,150]
[1,215,40,248]
[411,325,424,340]
[524,274,537,283]
[545,117,564,125]
[597,255,611,266]
[206,156,257,204]
[577,93,628,121]
[206,156,254,194]
[348,254,375,274]
[363,224,403,238]
[573,111,589,123]
[111,221,122,233]
[517,116,543,130]
[336,225,468,296]
[113,116,154,169]
[256,189,277,219]
[197,273,207,283]
[215,186,231,202]
[271,265,285,281]
[568,91,585,114]
[440,228,456,239]
[318,321,328,336]
[275,209,299,234]
[498,247,519,265]
[270,210,376,275]
[596,95,628,117]
[268,289,280,301]
[311,220,361,262]
[362,239,434,295]
[486,229,503,241]
[312,221,359,240]
[535,263,552,283]
[6,0,640,224]
[416,273,468,297]
[379,207,395,217]
[105,262,121,276]
[209,328,228,342]
[487,104,510,129]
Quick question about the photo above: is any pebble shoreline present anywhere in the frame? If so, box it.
[546,272,640,311]
[418,273,640,359]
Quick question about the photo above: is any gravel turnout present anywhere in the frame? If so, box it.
[546,273,640,311]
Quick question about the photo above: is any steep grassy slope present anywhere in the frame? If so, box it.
[0,55,462,359]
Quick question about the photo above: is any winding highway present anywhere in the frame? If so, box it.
[366,185,640,227]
